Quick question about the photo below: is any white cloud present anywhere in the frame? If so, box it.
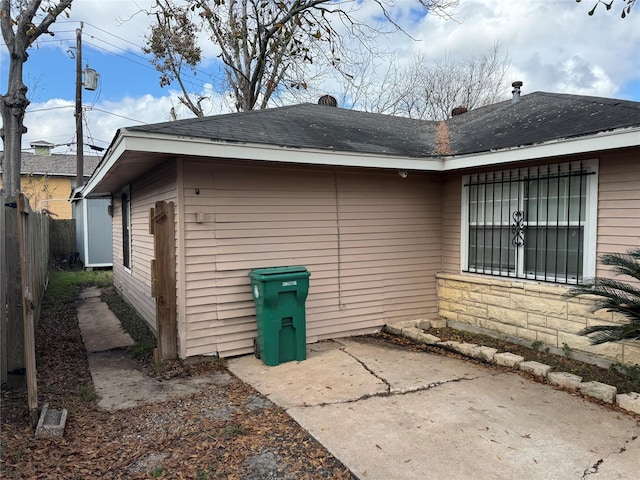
[5,0,640,153]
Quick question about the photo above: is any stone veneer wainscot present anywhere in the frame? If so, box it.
[436,273,640,366]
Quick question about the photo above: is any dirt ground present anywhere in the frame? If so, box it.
[2,279,638,479]
[0,285,355,480]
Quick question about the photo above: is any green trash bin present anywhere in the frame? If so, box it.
[249,266,310,366]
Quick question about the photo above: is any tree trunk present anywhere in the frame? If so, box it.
[1,50,30,198]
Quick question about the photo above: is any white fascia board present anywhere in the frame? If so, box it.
[83,126,639,197]
[445,127,640,171]
[122,132,446,170]
[82,134,128,196]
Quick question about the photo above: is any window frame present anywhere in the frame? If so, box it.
[460,159,598,284]
[121,185,132,272]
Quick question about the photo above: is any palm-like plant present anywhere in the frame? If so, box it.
[565,248,640,345]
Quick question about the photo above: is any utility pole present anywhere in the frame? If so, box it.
[75,22,84,187]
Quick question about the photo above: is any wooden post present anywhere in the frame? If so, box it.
[17,193,39,427]
[150,201,177,362]
[0,194,7,384]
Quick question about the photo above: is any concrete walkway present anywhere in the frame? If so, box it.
[76,286,231,410]
[77,288,639,479]
[228,338,640,480]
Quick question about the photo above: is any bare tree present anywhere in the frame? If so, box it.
[143,0,459,115]
[346,42,511,121]
[1,0,73,197]
[577,0,636,18]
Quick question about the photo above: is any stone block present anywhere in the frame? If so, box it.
[437,340,461,349]
[453,343,478,356]
[384,324,403,336]
[485,320,518,336]
[430,318,447,329]
[494,352,524,368]
[515,328,538,342]
[416,333,441,345]
[519,361,552,378]
[481,293,511,308]
[512,296,567,317]
[547,372,583,391]
[616,392,640,415]
[35,403,67,438]
[527,313,547,327]
[580,381,617,404]
[418,320,432,331]
[402,327,425,342]
[487,305,527,327]
[622,341,640,366]
[477,346,498,362]
[440,288,464,301]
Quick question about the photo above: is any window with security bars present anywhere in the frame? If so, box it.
[462,161,597,284]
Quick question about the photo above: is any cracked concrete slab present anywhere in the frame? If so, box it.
[77,286,134,352]
[88,351,232,410]
[227,340,388,407]
[228,338,640,480]
[584,435,640,479]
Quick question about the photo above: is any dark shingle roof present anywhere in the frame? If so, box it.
[0,153,101,177]
[125,92,640,158]
[448,92,640,155]
[128,103,438,158]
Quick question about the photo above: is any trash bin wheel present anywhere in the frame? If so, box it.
[253,338,261,359]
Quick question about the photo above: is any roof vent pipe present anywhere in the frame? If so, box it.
[512,81,523,104]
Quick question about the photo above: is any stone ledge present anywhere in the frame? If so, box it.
[494,352,524,368]
[519,361,552,378]
[616,392,640,415]
[580,381,617,404]
[547,372,583,391]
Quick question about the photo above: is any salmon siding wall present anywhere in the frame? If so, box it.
[596,151,640,282]
[112,161,179,335]
[181,160,443,358]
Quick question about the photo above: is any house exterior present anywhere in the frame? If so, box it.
[83,89,640,365]
[0,146,101,218]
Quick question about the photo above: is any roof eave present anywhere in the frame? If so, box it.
[444,126,640,170]
[82,129,446,197]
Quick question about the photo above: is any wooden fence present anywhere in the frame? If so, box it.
[1,192,49,421]
[49,219,76,265]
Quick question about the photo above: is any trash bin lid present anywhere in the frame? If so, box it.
[249,266,309,280]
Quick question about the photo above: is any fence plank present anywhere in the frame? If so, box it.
[17,193,39,426]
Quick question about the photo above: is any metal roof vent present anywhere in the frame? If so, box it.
[451,106,468,116]
[318,95,337,107]
[512,81,523,104]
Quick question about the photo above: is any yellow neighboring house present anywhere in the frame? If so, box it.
[0,141,101,218]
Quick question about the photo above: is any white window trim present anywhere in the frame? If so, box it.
[122,185,132,273]
[460,159,598,284]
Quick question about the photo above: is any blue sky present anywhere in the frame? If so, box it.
[1,0,639,154]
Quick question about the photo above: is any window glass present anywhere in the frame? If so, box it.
[463,161,595,284]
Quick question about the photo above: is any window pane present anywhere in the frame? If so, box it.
[524,227,583,282]
[468,227,516,273]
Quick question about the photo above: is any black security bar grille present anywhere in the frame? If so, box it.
[464,162,594,284]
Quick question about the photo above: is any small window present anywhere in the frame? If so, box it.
[121,186,131,270]
[461,160,597,284]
